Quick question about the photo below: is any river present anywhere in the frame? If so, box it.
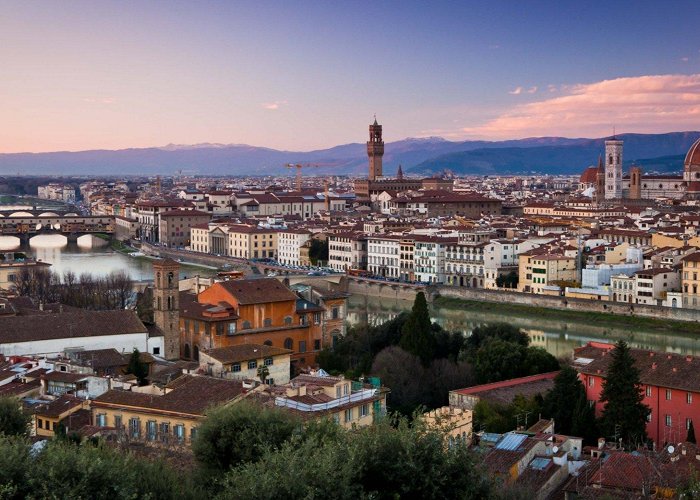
[2,234,699,358]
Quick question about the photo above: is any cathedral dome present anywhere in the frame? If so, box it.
[684,137,700,169]
[579,166,598,184]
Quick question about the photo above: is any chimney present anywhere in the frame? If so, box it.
[649,351,654,357]
[667,354,673,360]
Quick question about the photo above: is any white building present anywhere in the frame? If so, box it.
[483,238,548,289]
[367,235,402,278]
[278,230,312,267]
[633,267,681,306]
[328,233,367,271]
[413,236,454,284]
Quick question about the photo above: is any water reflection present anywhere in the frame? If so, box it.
[346,294,700,358]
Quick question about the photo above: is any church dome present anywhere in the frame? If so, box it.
[684,137,700,168]
[579,166,598,184]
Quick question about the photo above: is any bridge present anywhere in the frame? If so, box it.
[0,215,115,239]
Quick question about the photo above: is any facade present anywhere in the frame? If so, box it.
[577,342,700,446]
[91,375,243,446]
[604,138,623,200]
[367,118,384,181]
[367,235,401,278]
[158,210,211,249]
[444,231,490,288]
[413,237,454,284]
[328,233,367,271]
[682,251,700,308]
[198,344,292,384]
[37,183,76,203]
[180,278,328,368]
[633,268,680,306]
[278,230,311,266]
[190,223,278,259]
[134,199,193,243]
[34,395,88,438]
[0,253,51,291]
[518,253,577,294]
[152,258,180,360]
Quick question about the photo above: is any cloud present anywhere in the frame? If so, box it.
[509,86,523,95]
[461,74,700,139]
[681,57,690,62]
[261,100,287,110]
[527,86,538,94]
[509,86,537,95]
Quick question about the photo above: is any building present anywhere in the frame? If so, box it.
[0,309,162,357]
[190,223,278,259]
[367,235,401,278]
[0,252,51,291]
[278,229,311,267]
[576,341,700,445]
[91,375,244,446]
[134,199,193,243]
[328,233,367,272]
[413,236,454,284]
[180,278,328,369]
[449,372,559,411]
[444,231,490,288]
[157,209,211,249]
[263,371,387,430]
[422,406,473,447]
[682,251,700,308]
[33,395,89,437]
[604,138,623,200]
[152,258,180,360]
[198,344,292,384]
[518,252,577,294]
[37,183,76,203]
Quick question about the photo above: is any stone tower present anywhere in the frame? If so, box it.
[152,258,180,360]
[604,137,623,199]
[367,117,384,181]
[629,165,642,200]
[595,154,605,206]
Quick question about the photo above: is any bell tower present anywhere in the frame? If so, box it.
[604,137,623,200]
[152,258,180,360]
[367,117,384,181]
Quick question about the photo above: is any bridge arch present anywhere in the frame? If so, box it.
[9,211,33,217]
[38,212,60,217]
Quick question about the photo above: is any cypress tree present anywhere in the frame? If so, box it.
[599,340,650,448]
[399,292,435,366]
[542,366,583,435]
[126,348,149,386]
[687,420,697,444]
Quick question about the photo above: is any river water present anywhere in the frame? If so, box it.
[2,234,698,358]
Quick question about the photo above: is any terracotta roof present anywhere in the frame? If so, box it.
[0,310,147,345]
[34,395,84,418]
[203,344,291,364]
[218,278,297,305]
[453,372,559,407]
[93,375,243,416]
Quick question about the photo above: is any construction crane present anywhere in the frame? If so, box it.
[284,163,317,191]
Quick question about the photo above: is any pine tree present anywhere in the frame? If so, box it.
[687,420,696,444]
[126,348,149,386]
[399,292,435,366]
[543,366,584,435]
[599,340,650,448]
[571,390,599,446]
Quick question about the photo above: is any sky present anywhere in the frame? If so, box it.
[1,0,700,153]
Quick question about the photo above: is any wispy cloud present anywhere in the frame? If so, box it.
[509,86,523,95]
[261,100,287,110]
[509,86,537,95]
[681,57,690,62]
[462,74,700,139]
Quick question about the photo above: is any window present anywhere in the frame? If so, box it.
[129,418,141,439]
[688,392,693,404]
[248,360,257,370]
[284,338,293,350]
[343,383,349,396]
[666,389,672,401]
[96,413,106,427]
[159,422,170,443]
[336,386,341,398]
[216,323,224,336]
[299,341,307,353]
[314,339,321,351]
[284,316,292,325]
[242,320,251,330]
[232,363,241,372]
[313,312,320,325]
[37,418,43,429]
[227,322,237,335]
[114,415,122,429]
[190,427,198,441]
[147,420,157,441]
[588,377,594,387]
[153,347,160,355]
[264,357,273,366]
[344,408,353,423]
[173,424,185,443]
[360,404,369,417]
[666,415,672,427]
[688,418,693,430]
[646,386,651,397]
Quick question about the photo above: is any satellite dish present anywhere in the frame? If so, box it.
[552,446,559,454]
[668,445,675,454]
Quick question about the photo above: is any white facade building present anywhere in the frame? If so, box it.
[278,230,311,266]
[367,236,402,278]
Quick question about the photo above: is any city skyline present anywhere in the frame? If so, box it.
[2,0,700,153]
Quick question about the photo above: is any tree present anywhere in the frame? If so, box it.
[371,346,429,415]
[688,420,697,444]
[399,292,435,365]
[474,337,526,383]
[192,401,300,474]
[522,347,560,376]
[0,397,29,437]
[257,364,270,385]
[571,390,599,446]
[308,239,329,265]
[599,340,650,448]
[465,322,529,357]
[542,366,585,436]
[125,348,149,386]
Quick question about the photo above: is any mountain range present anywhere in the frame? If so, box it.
[1,132,698,177]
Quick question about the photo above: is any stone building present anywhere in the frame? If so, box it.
[152,258,180,360]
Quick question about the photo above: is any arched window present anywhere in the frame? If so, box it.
[284,338,293,350]
[184,343,191,359]
[263,318,272,327]
[283,316,292,325]
[263,340,273,346]
[167,296,172,310]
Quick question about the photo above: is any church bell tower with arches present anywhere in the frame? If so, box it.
[152,258,180,360]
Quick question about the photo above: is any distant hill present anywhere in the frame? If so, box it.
[1,132,698,176]
[409,132,700,176]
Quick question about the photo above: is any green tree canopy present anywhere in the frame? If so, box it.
[0,397,29,437]
[193,400,300,474]
[522,347,560,376]
[599,340,650,448]
[474,337,526,384]
[542,366,585,436]
[399,292,435,365]
[125,348,149,386]
[465,322,529,356]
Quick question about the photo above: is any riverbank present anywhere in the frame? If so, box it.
[433,296,700,336]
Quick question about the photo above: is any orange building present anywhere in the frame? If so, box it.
[180,278,326,370]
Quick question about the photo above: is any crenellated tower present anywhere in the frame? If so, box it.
[367,117,384,181]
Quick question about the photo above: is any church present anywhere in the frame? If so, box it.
[581,136,700,202]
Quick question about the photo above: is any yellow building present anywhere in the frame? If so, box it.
[422,406,473,447]
[34,395,89,438]
[91,375,244,445]
[682,251,700,308]
[518,252,577,294]
[190,223,278,259]
[0,254,51,291]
